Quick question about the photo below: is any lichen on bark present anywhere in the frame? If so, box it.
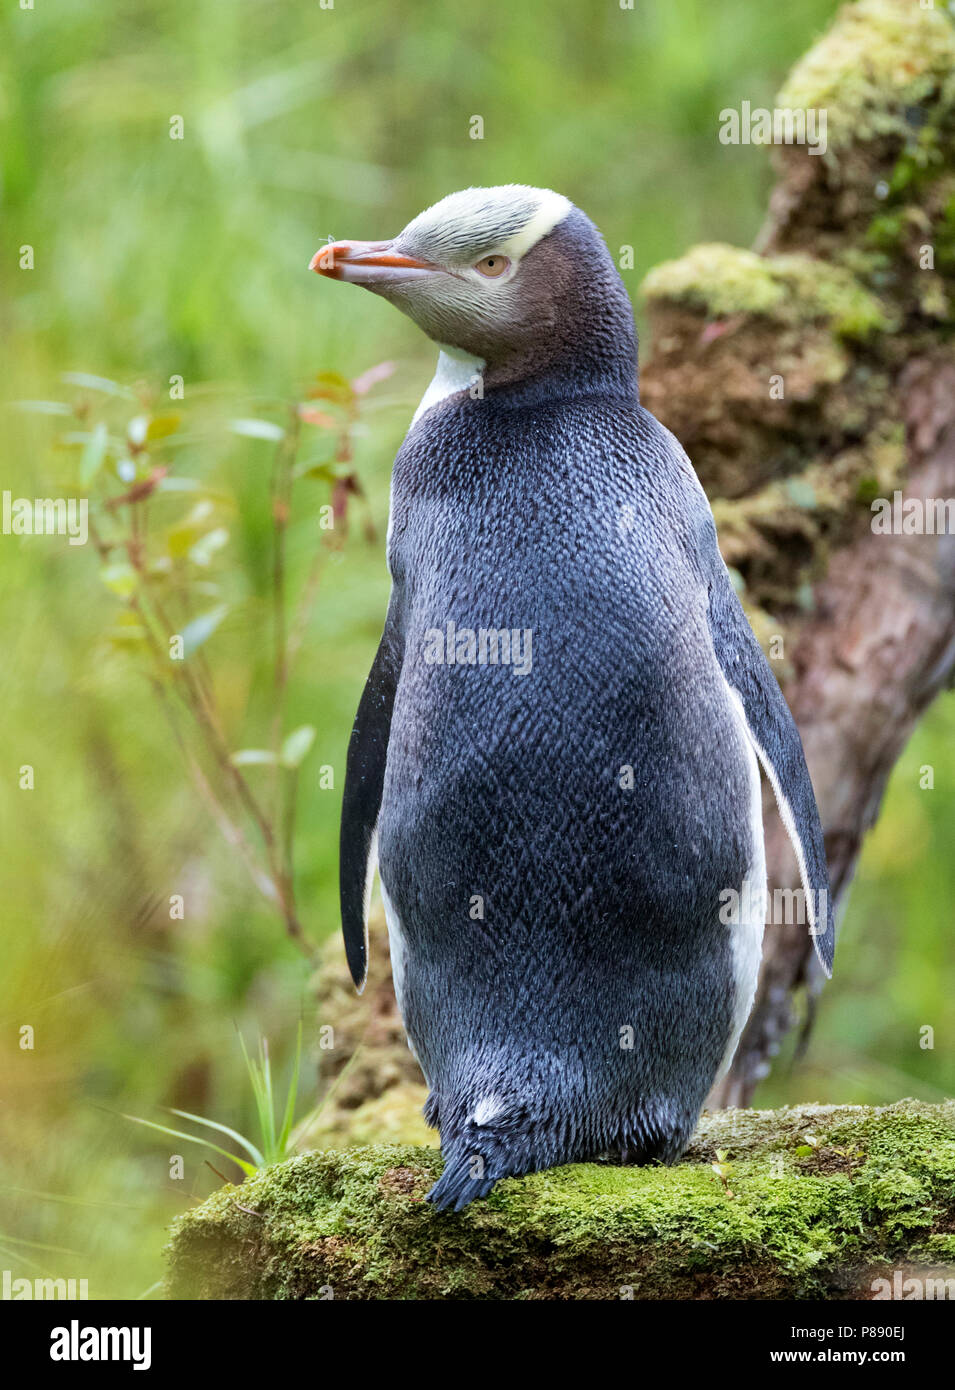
[165,1100,955,1300]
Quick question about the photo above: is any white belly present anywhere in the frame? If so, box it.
[714,683,768,1080]
[380,875,425,1073]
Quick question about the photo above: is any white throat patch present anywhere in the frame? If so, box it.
[411,345,485,426]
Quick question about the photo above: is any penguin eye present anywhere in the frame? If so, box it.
[474,254,510,278]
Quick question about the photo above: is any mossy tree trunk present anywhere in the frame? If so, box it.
[638,0,955,1105]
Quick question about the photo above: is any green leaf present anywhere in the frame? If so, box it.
[155,476,232,502]
[156,476,203,492]
[100,561,138,598]
[146,414,182,442]
[238,1033,275,1162]
[62,371,132,398]
[794,1144,814,1158]
[179,604,228,657]
[292,457,338,482]
[277,1021,303,1157]
[56,430,120,449]
[310,370,354,406]
[280,724,316,768]
[107,619,148,649]
[12,400,72,415]
[80,421,109,487]
[231,418,285,442]
[189,527,229,566]
[166,501,215,558]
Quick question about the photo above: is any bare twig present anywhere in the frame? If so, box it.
[78,379,377,962]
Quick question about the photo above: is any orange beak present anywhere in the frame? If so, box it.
[309,240,437,286]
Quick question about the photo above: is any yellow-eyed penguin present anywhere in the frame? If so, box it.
[310,185,834,1211]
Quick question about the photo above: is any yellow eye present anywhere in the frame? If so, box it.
[474,254,510,278]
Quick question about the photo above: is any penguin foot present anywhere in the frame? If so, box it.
[426,1151,500,1212]
[617,1146,666,1166]
[616,1129,689,1166]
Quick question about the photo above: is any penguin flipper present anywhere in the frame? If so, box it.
[704,539,835,976]
[339,599,403,991]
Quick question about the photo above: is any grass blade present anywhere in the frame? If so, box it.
[278,1020,303,1156]
[123,1114,257,1177]
[166,1108,265,1168]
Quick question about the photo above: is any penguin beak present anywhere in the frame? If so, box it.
[309,240,437,286]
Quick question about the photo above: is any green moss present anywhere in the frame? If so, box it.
[865,210,908,251]
[918,1234,955,1263]
[777,0,955,153]
[642,244,783,318]
[164,1100,955,1300]
[641,244,891,339]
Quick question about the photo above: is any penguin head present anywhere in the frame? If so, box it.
[310,185,637,389]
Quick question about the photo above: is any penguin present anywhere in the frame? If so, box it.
[310,185,834,1212]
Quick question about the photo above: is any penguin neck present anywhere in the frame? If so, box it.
[416,332,638,423]
[481,322,639,409]
[479,217,640,409]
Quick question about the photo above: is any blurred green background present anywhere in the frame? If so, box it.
[1,0,952,1297]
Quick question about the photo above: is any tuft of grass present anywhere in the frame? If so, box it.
[236,1022,304,1169]
[125,1020,303,1178]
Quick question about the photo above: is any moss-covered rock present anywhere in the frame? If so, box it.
[769,0,955,309]
[165,1100,955,1300]
[777,0,955,154]
[642,244,893,339]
